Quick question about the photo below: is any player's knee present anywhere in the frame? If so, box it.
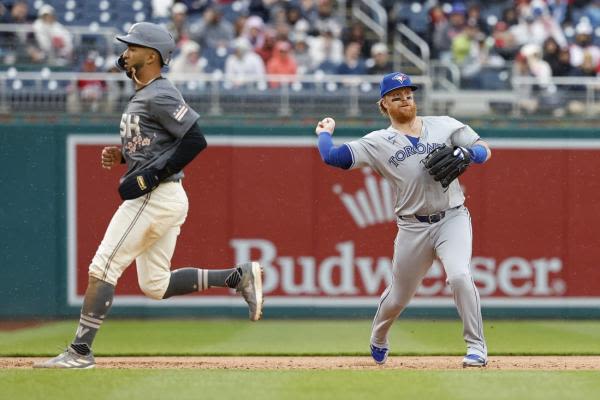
[447,272,472,289]
[138,276,170,300]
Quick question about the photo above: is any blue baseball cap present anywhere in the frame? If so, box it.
[379,72,418,98]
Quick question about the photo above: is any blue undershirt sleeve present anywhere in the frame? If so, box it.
[317,132,353,169]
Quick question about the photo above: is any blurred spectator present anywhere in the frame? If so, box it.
[460,29,506,88]
[224,37,266,88]
[152,0,176,19]
[233,15,248,38]
[190,5,234,49]
[367,42,392,75]
[273,19,292,43]
[298,0,318,23]
[510,1,567,48]
[291,33,312,74]
[307,26,343,71]
[567,53,599,114]
[491,21,518,61]
[249,0,279,23]
[242,15,266,49]
[255,28,277,64]
[435,3,468,63]
[0,0,44,64]
[513,44,556,114]
[266,41,297,88]
[571,52,598,78]
[341,21,374,60]
[584,0,600,28]
[312,0,342,38]
[466,3,489,35]
[166,2,190,46]
[286,4,304,27]
[336,42,367,75]
[569,21,600,70]
[33,5,73,66]
[501,7,519,27]
[169,40,206,74]
[428,5,449,60]
[178,0,212,16]
[76,52,106,112]
[553,47,574,76]
[542,37,561,74]
[452,21,481,66]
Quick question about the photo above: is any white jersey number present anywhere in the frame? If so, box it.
[120,113,141,139]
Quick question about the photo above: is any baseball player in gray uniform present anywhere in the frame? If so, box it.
[315,72,491,367]
[34,22,263,369]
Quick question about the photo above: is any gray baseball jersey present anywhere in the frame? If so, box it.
[346,116,480,216]
[119,78,200,182]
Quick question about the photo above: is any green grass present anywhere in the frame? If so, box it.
[3,320,600,400]
[2,370,600,400]
[1,319,599,356]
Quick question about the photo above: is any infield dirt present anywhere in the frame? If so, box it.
[2,356,600,370]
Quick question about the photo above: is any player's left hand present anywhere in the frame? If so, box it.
[118,168,161,200]
[422,145,471,188]
[315,117,336,136]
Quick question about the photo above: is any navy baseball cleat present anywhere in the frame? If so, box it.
[462,354,488,368]
[370,344,389,365]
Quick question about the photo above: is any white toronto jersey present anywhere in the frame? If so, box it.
[346,116,480,216]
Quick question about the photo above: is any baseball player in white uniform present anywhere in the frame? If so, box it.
[314,72,491,367]
[34,23,263,369]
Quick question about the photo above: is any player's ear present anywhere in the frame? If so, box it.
[147,49,159,65]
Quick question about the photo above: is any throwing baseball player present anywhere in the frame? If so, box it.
[314,72,491,367]
[34,22,263,369]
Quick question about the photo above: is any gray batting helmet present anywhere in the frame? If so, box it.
[116,22,176,66]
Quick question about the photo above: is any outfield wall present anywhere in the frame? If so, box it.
[2,123,600,318]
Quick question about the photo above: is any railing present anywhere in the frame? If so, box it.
[0,71,598,119]
[351,0,387,43]
[393,23,431,75]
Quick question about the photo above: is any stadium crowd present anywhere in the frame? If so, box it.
[0,0,599,114]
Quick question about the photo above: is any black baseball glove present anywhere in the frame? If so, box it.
[118,168,161,200]
[422,145,471,188]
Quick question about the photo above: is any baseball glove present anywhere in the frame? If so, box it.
[422,145,471,188]
[118,168,160,200]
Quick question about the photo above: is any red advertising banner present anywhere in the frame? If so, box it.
[67,136,600,307]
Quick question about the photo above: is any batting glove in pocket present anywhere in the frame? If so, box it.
[118,168,160,200]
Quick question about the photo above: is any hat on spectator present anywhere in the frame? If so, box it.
[232,37,252,52]
[38,4,55,17]
[575,20,593,35]
[380,72,418,98]
[172,3,188,15]
[450,2,467,15]
[371,42,388,56]
[181,40,200,55]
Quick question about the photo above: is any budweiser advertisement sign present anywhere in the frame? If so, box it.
[67,135,600,308]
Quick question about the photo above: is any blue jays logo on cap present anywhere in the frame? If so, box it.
[380,72,418,98]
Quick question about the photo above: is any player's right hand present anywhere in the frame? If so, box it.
[101,146,122,169]
[315,117,336,136]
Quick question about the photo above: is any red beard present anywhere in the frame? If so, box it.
[390,103,417,123]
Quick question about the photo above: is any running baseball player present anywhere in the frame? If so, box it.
[314,72,491,367]
[34,22,263,369]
